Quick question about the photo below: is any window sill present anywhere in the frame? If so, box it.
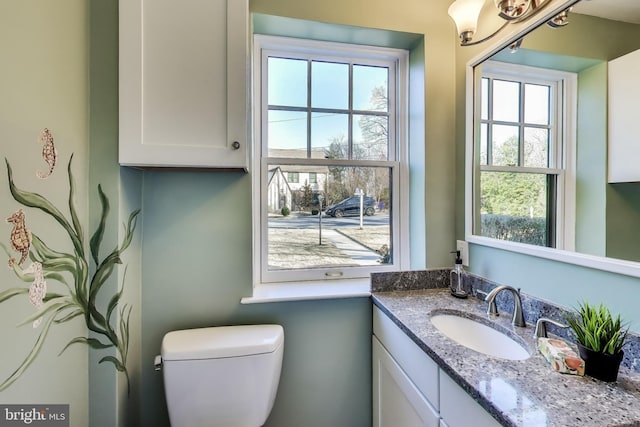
[240,279,371,304]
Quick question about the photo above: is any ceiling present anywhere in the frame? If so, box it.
[572,0,640,25]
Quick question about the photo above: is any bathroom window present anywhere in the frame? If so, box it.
[252,35,409,286]
[476,61,576,249]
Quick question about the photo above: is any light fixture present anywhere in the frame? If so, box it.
[447,0,488,45]
[448,0,571,46]
[546,7,571,28]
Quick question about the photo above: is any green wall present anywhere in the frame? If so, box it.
[606,183,640,261]
[88,0,144,425]
[0,0,90,424]
[137,1,457,426]
[522,14,640,60]
[0,0,456,425]
[9,1,640,426]
[1,2,143,426]
[139,171,374,426]
[468,244,640,330]
[575,63,607,256]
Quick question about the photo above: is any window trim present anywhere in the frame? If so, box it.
[287,171,299,183]
[250,35,410,295]
[471,60,577,252]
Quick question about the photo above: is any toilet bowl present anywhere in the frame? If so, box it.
[157,324,284,427]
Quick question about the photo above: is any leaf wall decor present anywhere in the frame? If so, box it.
[1,147,140,393]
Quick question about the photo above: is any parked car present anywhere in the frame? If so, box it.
[325,196,376,217]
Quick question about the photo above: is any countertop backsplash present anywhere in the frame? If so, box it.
[371,268,640,374]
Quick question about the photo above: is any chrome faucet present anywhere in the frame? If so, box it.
[484,285,526,327]
[534,317,568,338]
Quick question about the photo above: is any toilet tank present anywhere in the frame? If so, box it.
[161,325,284,427]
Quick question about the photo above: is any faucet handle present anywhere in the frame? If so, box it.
[483,288,499,315]
[534,317,568,338]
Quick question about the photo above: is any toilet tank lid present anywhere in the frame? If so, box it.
[161,324,284,361]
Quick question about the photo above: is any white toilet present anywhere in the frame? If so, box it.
[157,324,284,427]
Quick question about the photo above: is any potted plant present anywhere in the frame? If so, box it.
[565,301,628,382]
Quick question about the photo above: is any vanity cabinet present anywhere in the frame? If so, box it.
[439,371,501,427]
[608,48,640,183]
[119,0,249,169]
[372,338,440,427]
[373,306,439,427]
[372,306,500,427]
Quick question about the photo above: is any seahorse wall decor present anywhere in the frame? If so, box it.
[37,128,57,179]
[6,209,31,268]
[0,129,140,393]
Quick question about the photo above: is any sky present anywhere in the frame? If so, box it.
[267,57,389,153]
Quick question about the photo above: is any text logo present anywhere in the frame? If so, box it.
[0,405,68,426]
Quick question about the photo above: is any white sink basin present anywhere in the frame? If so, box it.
[430,312,530,360]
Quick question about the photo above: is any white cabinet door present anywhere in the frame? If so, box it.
[119,0,249,169]
[373,337,440,427]
[372,307,440,409]
[608,48,640,182]
[439,370,501,427]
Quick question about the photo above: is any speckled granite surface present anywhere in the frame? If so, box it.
[371,270,640,427]
[371,269,450,292]
[372,269,640,372]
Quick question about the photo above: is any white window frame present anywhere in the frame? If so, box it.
[474,60,576,251]
[249,35,410,300]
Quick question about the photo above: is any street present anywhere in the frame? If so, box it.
[269,212,390,229]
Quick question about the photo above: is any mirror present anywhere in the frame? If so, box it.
[467,0,640,269]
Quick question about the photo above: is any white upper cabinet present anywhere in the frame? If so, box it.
[608,48,640,183]
[119,0,249,169]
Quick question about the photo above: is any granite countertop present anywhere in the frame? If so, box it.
[372,289,640,427]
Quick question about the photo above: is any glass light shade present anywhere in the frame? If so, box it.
[448,0,485,36]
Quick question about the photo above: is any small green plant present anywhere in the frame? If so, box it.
[565,301,628,355]
[280,206,290,217]
[311,208,319,216]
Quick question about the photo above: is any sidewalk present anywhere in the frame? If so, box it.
[323,229,380,265]
[268,226,388,269]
